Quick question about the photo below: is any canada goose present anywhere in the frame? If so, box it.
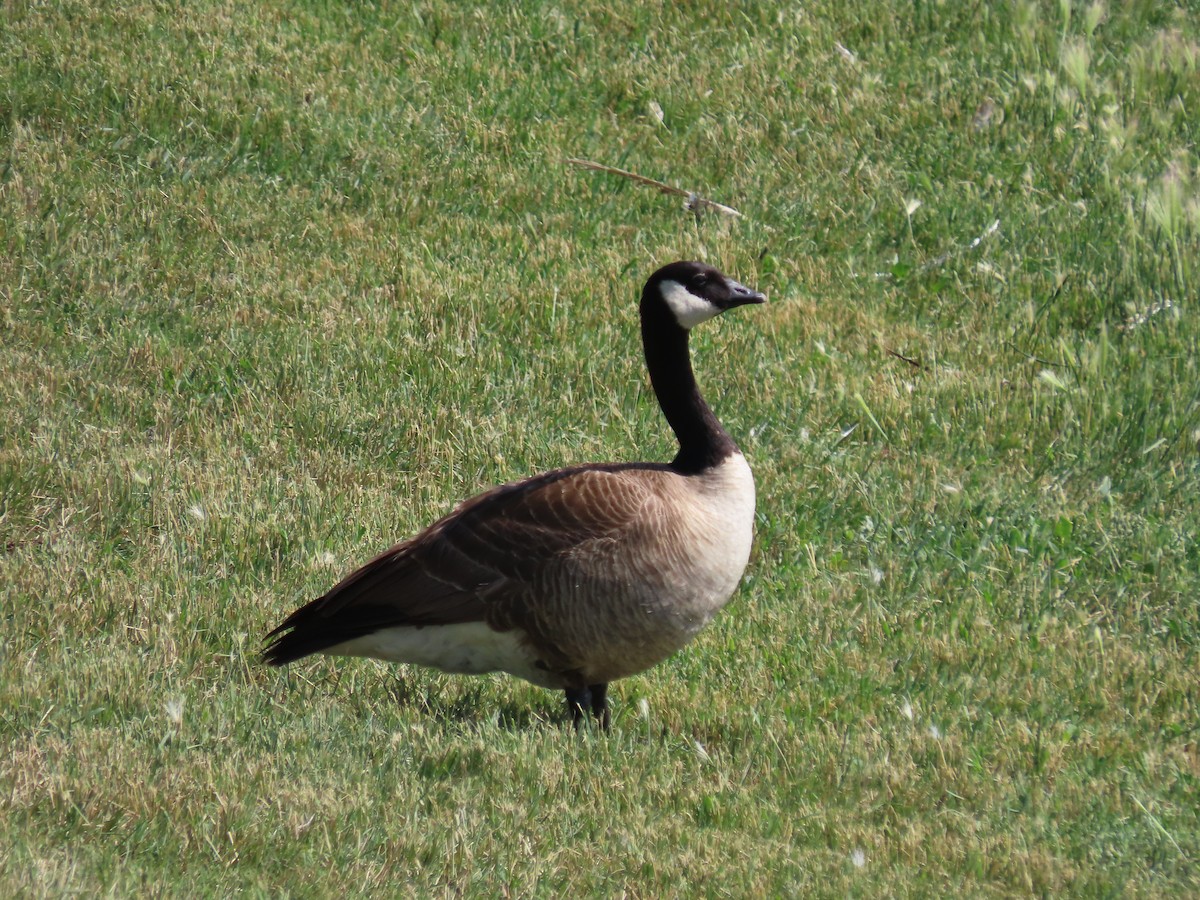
[264,260,765,727]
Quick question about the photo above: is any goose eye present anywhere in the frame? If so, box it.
[689,274,708,291]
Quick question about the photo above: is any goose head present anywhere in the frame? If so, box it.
[644,260,766,330]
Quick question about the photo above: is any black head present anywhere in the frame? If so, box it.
[643,261,766,330]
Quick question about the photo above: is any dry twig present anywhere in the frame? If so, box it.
[565,157,744,219]
[886,348,926,371]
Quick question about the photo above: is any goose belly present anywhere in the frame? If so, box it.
[571,554,749,682]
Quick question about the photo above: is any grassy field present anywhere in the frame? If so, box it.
[3,0,1198,895]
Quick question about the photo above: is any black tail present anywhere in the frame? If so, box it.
[262,593,416,666]
[263,537,483,667]
[261,595,361,666]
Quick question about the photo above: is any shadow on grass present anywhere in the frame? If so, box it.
[381,673,557,733]
[268,663,569,732]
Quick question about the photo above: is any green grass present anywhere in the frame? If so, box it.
[3,0,1198,895]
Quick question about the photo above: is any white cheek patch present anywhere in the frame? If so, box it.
[660,280,721,329]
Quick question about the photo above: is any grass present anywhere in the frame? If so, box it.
[2,0,1198,895]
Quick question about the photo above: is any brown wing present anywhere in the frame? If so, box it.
[262,463,666,665]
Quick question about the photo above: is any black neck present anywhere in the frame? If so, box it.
[640,297,739,474]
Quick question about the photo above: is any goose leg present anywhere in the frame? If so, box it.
[589,682,610,730]
[565,683,611,730]
[565,685,592,726]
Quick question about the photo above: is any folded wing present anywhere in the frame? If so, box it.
[262,464,664,665]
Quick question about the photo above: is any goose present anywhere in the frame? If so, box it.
[264,260,765,727]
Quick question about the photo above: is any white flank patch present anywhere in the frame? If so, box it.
[329,622,559,688]
[660,279,721,329]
